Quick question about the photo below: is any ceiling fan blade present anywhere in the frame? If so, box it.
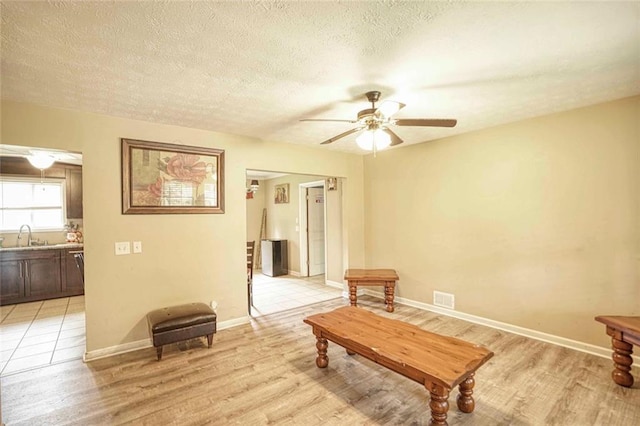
[300,118,357,123]
[394,118,457,127]
[320,127,361,145]
[376,100,406,118]
[383,128,404,146]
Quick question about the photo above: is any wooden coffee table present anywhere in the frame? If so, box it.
[344,268,399,312]
[304,306,494,425]
[595,315,640,387]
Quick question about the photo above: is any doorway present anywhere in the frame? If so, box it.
[299,181,326,277]
[246,172,343,316]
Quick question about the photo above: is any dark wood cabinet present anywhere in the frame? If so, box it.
[24,251,62,298]
[65,167,83,219]
[0,258,25,303]
[0,248,83,306]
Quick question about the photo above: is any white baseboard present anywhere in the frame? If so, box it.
[84,316,250,362]
[288,270,301,277]
[325,280,343,290]
[361,289,638,363]
[217,316,250,330]
[84,338,152,362]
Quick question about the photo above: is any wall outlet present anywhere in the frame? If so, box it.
[115,241,131,255]
[133,241,142,253]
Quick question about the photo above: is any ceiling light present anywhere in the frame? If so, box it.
[27,152,55,169]
[250,180,259,192]
[376,100,405,118]
[356,129,391,151]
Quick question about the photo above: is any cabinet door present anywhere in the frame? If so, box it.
[66,167,83,219]
[26,251,62,298]
[63,250,84,295]
[0,259,25,304]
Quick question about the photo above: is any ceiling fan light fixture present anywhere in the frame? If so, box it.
[376,100,405,118]
[356,129,391,151]
[27,152,55,169]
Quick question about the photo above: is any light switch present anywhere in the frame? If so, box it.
[133,241,142,253]
[115,241,131,255]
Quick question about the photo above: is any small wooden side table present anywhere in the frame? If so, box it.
[344,269,399,312]
[595,315,640,387]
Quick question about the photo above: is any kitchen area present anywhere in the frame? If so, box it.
[0,146,85,375]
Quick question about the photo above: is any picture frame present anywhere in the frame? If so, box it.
[274,183,289,204]
[121,138,225,214]
[327,177,338,191]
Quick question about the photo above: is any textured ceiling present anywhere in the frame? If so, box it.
[1,1,639,154]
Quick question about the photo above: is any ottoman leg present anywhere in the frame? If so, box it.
[156,346,163,361]
[207,333,213,348]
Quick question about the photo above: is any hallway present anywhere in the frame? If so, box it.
[250,272,342,316]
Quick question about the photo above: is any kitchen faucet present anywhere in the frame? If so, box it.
[17,224,32,247]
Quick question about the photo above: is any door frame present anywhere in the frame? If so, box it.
[298,180,326,277]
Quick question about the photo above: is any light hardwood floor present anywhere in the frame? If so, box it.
[1,295,639,425]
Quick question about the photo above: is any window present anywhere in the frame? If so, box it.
[0,177,66,231]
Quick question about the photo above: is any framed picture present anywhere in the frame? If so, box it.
[274,183,289,204]
[327,177,338,191]
[121,138,225,214]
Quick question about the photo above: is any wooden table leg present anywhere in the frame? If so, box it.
[456,373,475,413]
[384,282,395,312]
[315,336,329,368]
[427,383,450,426]
[349,283,357,307]
[611,336,634,387]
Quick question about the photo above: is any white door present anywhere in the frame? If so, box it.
[307,187,325,276]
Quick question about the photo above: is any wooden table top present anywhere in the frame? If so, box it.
[344,268,399,281]
[304,306,493,389]
[595,316,640,336]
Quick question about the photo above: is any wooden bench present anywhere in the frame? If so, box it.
[344,268,399,312]
[595,315,640,387]
[304,306,494,425]
[147,303,217,361]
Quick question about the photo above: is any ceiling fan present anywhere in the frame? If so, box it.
[300,91,457,151]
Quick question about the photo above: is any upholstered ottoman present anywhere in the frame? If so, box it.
[147,302,217,360]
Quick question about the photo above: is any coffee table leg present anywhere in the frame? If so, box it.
[427,383,449,426]
[456,373,475,413]
[384,283,395,312]
[611,336,634,387]
[349,283,357,307]
[315,337,329,368]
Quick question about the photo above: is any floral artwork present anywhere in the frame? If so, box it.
[121,139,225,214]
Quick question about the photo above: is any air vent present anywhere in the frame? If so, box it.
[433,291,455,309]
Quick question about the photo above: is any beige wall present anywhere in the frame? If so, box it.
[363,96,640,347]
[4,95,636,354]
[1,100,366,352]
[325,178,344,284]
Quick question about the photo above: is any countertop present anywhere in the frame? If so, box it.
[0,243,83,252]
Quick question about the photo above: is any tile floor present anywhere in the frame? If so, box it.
[251,272,343,316]
[0,296,85,377]
[0,274,339,376]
